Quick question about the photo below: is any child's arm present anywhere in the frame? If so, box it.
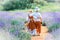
[39,13,42,24]
[24,21,29,26]
[40,17,42,24]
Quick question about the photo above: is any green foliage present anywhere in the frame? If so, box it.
[11,20,19,25]
[3,0,32,11]
[45,0,56,2]
[31,3,38,9]
[34,0,48,6]
[9,27,31,40]
[10,19,25,30]
[0,5,3,11]
[29,0,34,3]
[48,23,60,32]
[18,32,31,40]
[39,1,48,6]
[39,3,60,12]
[31,0,48,9]
[0,0,60,12]
[9,18,31,40]
[0,16,31,40]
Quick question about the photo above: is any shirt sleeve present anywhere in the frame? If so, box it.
[26,14,30,21]
[26,17,28,21]
[38,13,42,18]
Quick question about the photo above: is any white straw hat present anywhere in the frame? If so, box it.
[35,7,40,11]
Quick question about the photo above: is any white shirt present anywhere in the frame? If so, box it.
[26,13,33,22]
[26,12,42,21]
[32,12,42,21]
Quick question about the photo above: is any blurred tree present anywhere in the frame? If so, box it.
[45,0,55,2]
[45,0,60,2]
[30,0,34,3]
[34,0,48,6]
[3,0,32,11]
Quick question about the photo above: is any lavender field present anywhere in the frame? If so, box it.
[0,11,60,40]
[0,11,31,40]
[42,12,60,40]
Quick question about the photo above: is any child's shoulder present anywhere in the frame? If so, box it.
[28,13,33,16]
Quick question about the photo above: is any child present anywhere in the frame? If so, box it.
[25,10,37,36]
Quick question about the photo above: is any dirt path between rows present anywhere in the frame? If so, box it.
[31,26,53,40]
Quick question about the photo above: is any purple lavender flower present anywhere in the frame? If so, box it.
[0,21,5,28]
[42,12,60,27]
